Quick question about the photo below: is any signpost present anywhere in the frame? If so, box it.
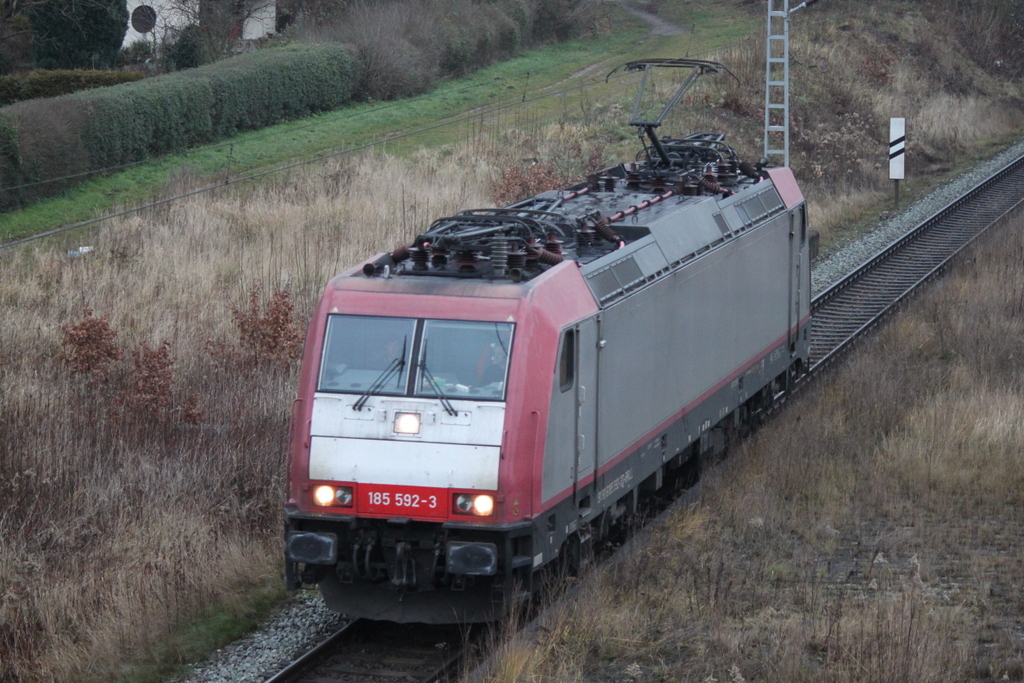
[890,117,905,210]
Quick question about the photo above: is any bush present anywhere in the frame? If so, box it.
[167,24,204,71]
[27,0,129,70]
[0,69,144,106]
[0,45,356,209]
[60,309,122,379]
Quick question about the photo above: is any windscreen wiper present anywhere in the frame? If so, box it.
[353,337,407,411]
[418,341,457,416]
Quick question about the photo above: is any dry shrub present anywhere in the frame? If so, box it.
[306,0,596,101]
[340,1,437,101]
[60,308,121,378]
[230,285,304,369]
[118,340,175,417]
[490,161,565,206]
[488,123,607,205]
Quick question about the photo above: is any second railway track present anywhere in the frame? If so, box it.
[808,153,1024,376]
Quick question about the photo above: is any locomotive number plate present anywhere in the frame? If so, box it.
[360,485,446,518]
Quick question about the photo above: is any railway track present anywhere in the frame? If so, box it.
[808,153,1024,376]
[265,620,467,683]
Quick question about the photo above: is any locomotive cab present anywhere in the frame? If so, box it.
[283,265,598,623]
[287,318,516,621]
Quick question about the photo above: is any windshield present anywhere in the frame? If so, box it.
[415,321,514,400]
[318,315,414,395]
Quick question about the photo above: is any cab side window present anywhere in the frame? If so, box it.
[559,329,575,392]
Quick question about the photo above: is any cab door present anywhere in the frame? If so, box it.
[574,316,599,507]
[787,205,804,354]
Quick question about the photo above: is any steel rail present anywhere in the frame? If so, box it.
[262,619,465,683]
[262,622,357,683]
[805,152,1024,379]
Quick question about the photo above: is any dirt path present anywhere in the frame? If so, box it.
[616,0,687,37]
[453,1,688,118]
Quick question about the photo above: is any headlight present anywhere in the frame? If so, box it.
[313,485,335,506]
[313,485,353,507]
[334,486,353,506]
[454,493,495,516]
[394,412,421,435]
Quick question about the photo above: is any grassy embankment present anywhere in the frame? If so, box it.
[2,0,1024,681]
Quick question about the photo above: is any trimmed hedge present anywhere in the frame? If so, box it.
[0,45,355,210]
[0,70,145,106]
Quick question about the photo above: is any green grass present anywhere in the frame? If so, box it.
[0,1,770,245]
[107,580,286,683]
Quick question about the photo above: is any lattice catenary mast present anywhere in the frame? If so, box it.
[763,0,818,168]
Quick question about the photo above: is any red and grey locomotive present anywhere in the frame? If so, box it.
[284,59,811,623]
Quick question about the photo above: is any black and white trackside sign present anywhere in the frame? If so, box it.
[890,118,906,180]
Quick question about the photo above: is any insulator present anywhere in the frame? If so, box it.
[455,250,479,273]
[719,160,739,186]
[491,237,508,277]
[699,177,727,195]
[390,244,412,262]
[507,249,527,270]
[545,234,563,255]
[593,217,621,245]
[430,246,448,268]
[525,239,540,269]
[577,226,596,248]
[604,176,616,192]
[409,247,429,271]
[738,160,760,180]
[682,178,700,196]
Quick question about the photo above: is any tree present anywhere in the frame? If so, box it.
[0,0,38,72]
[162,0,275,65]
[27,0,128,69]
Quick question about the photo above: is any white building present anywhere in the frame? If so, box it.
[123,0,276,48]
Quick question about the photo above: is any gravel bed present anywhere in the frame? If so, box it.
[167,141,1024,683]
[169,591,347,683]
[811,139,1024,296]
